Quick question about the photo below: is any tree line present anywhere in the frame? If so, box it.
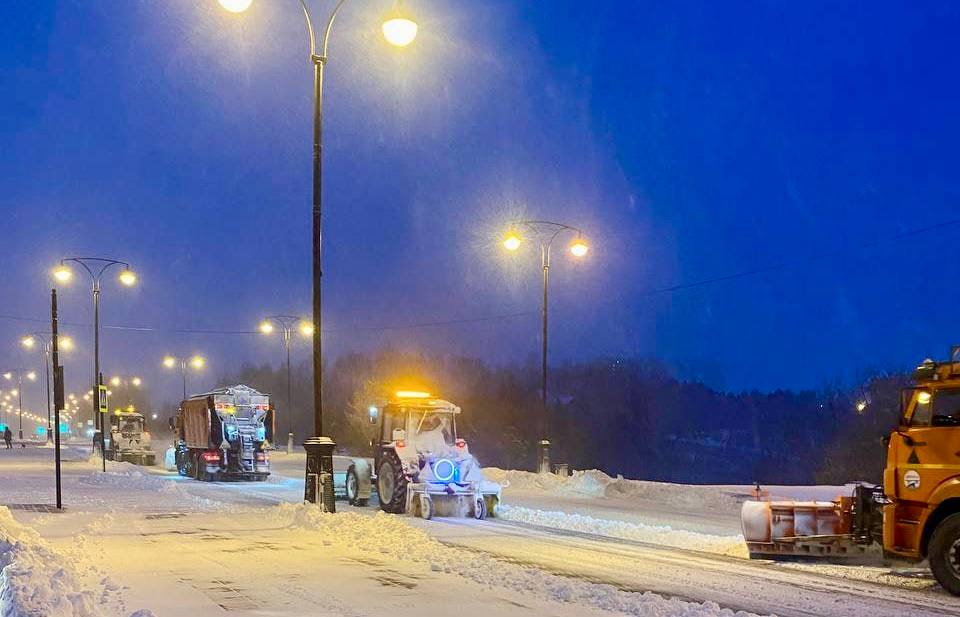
[211,350,908,485]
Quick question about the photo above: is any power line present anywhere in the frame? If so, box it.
[1,216,957,336]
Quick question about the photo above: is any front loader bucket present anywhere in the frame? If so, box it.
[741,498,864,558]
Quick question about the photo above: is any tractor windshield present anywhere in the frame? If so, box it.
[414,411,455,453]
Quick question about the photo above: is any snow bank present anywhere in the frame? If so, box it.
[485,468,743,512]
[0,506,147,616]
[498,505,748,558]
[280,505,763,617]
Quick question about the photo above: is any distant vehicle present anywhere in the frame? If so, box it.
[104,411,156,466]
[341,391,501,519]
[173,384,273,481]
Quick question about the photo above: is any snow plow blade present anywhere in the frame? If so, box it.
[741,498,867,558]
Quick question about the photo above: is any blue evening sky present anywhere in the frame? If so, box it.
[1,0,958,410]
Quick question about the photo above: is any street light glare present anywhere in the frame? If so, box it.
[162,356,176,369]
[190,356,206,370]
[382,17,418,47]
[118,269,137,286]
[26,372,36,381]
[259,320,274,335]
[299,321,315,337]
[218,0,252,13]
[110,376,121,387]
[59,336,74,351]
[132,377,142,387]
[21,336,35,349]
[503,234,522,251]
[53,265,73,283]
[570,240,589,257]
[2,373,10,381]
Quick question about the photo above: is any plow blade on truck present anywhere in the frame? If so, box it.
[741,484,884,559]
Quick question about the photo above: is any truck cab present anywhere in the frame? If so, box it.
[883,357,960,566]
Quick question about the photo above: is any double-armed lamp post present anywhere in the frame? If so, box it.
[259,315,314,450]
[21,333,74,440]
[52,257,137,460]
[162,355,206,400]
[218,0,419,510]
[503,221,589,473]
[2,369,38,440]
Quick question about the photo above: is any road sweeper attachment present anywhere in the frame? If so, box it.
[741,484,885,558]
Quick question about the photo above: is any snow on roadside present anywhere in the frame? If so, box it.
[0,506,148,616]
[279,504,765,617]
[485,468,743,513]
[497,505,748,558]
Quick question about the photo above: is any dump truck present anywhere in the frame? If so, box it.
[173,384,273,481]
[341,391,501,519]
[104,411,156,466]
[742,348,960,595]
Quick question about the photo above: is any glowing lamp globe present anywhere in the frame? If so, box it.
[53,265,73,283]
[503,235,522,251]
[382,17,418,47]
[162,356,176,369]
[570,240,589,257]
[118,269,137,286]
[259,321,274,335]
[218,0,253,13]
[299,321,315,337]
[21,336,35,349]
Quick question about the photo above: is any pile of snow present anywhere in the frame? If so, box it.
[0,506,148,616]
[280,505,763,617]
[485,468,743,513]
[498,505,748,558]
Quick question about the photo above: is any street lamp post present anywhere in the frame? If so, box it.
[218,0,419,509]
[259,316,314,452]
[503,221,589,473]
[22,334,73,441]
[53,257,137,469]
[162,355,206,400]
[2,369,38,441]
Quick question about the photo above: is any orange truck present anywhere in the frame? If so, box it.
[742,349,960,595]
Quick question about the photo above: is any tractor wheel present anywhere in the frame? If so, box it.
[346,466,368,507]
[929,513,960,596]
[474,496,487,520]
[377,454,407,514]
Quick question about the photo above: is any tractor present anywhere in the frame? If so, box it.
[343,391,501,519]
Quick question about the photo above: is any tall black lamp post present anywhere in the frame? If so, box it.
[217,0,420,510]
[502,221,590,473]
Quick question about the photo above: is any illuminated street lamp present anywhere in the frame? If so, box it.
[21,333,73,440]
[2,368,38,441]
[218,0,420,509]
[52,257,136,456]
[258,315,314,447]
[162,355,206,400]
[502,220,590,473]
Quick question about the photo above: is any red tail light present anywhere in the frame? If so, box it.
[456,439,466,448]
[396,440,406,448]
[201,451,220,463]
[256,452,268,462]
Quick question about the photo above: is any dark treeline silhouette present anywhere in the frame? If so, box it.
[211,350,908,485]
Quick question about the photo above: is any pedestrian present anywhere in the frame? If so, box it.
[3,426,12,449]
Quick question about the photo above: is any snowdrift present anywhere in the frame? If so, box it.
[0,506,149,617]
[484,468,743,513]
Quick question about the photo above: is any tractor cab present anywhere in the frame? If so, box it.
[374,392,466,471]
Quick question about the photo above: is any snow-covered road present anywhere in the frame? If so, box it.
[0,446,958,616]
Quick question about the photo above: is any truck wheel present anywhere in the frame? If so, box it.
[930,513,960,596]
[474,496,487,520]
[346,466,368,506]
[377,455,407,514]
